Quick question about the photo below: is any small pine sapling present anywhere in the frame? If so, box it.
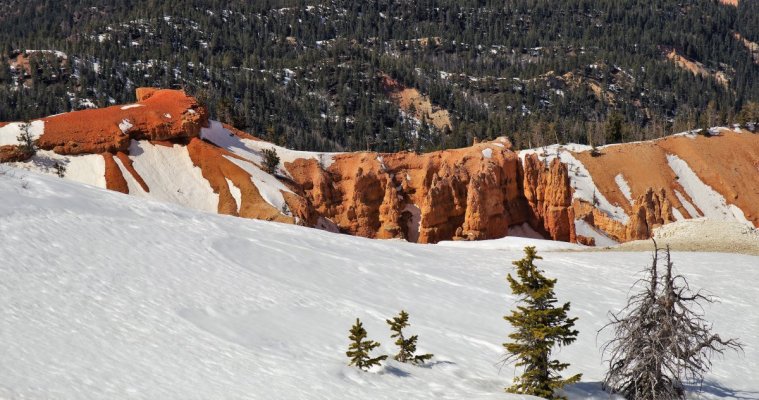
[503,246,582,400]
[16,122,36,156]
[346,318,387,371]
[386,310,433,365]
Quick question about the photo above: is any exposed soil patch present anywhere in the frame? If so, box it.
[381,74,452,130]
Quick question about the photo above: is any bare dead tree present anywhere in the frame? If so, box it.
[600,242,742,399]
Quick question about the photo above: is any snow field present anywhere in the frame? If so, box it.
[1,170,755,399]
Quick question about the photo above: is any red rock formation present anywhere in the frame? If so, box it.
[102,152,129,194]
[284,139,527,243]
[3,89,758,246]
[521,154,575,242]
[37,89,208,155]
[0,145,32,163]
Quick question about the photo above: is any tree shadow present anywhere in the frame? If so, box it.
[563,381,759,400]
[561,381,636,400]
[417,360,456,369]
[686,381,759,400]
[380,365,411,378]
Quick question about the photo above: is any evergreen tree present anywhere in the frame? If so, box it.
[503,246,582,399]
[261,148,280,175]
[386,310,433,365]
[346,318,387,371]
[16,122,36,156]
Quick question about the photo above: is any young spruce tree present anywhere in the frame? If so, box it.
[386,310,433,365]
[503,246,581,399]
[346,318,387,371]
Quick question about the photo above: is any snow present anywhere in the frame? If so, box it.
[200,120,340,172]
[119,119,134,133]
[128,140,218,212]
[0,120,45,146]
[520,145,629,224]
[672,207,686,221]
[507,223,546,240]
[667,154,752,226]
[675,189,701,219]
[574,219,619,247]
[481,148,493,159]
[402,203,422,243]
[614,173,634,204]
[0,169,757,399]
[224,155,292,213]
[4,150,105,188]
[25,49,67,59]
[113,156,147,195]
[121,104,144,110]
[226,178,242,213]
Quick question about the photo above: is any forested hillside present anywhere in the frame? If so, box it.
[2,0,759,151]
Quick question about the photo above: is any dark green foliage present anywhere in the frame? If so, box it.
[261,148,280,175]
[386,310,433,365]
[16,122,36,156]
[2,0,759,152]
[346,318,387,371]
[503,246,581,400]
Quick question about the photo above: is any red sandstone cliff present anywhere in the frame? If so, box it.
[2,89,757,245]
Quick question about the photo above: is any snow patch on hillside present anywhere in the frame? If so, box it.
[226,178,242,213]
[615,174,634,204]
[119,119,134,133]
[674,189,701,218]
[128,140,218,212]
[574,219,619,247]
[224,155,292,213]
[667,154,751,225]
[4,150,105,187]
[201,120,340,174]
[0,120,45,146]
[114,156,147,195]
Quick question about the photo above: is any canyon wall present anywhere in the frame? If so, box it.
[2,89,758,245]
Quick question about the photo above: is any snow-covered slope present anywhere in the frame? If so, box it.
[1,168,757,400]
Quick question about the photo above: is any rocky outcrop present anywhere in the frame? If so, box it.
[284,139,527,243]
[36,89,208,155]
[626,188,676,240]
[0,145,32,163]
[521,154,575,242]
[3,89,758,246]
